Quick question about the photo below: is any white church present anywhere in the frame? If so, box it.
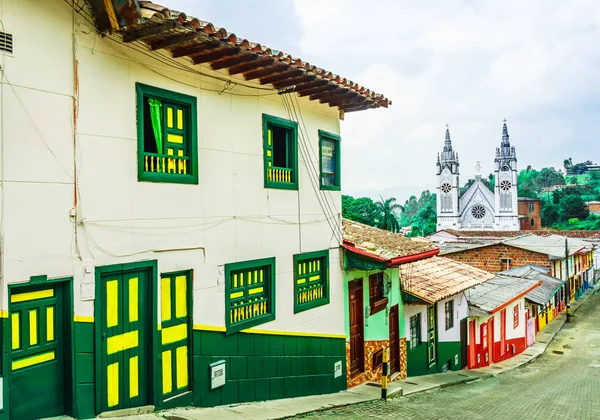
[436,121,520,231]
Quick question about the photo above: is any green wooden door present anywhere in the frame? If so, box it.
[99,269,151,412]
[427,305,436,368]
[9,284,65,420]
[160,271,192,400]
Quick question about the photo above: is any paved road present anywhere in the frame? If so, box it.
[291,292,600,419]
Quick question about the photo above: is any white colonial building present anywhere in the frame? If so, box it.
[0,1,390,418]
[436,122,519,231]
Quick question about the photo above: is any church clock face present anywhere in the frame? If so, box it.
[500,180,512,192]
[441,183,452,194]
[471,205,486,219]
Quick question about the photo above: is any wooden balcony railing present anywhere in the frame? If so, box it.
[267,166,292,183]
[143,152,189,175]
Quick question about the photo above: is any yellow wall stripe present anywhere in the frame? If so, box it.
[74,315,94,323]
[11,289,53,303]
[129,277,139,323]
[130,356,139,398]
[162,324,187,345]
[11,313,20,350]
[192,324,345,339]
[12,350,55,371]
[106,280,119,328]
[107,362,119,408]
[175,275,187,318]
[47,307,55,341]
[29,310,38,346]
[107,331,139,355]
[162,350,172,395]
[176,346,188,389]
[0,310,8,318]
[161,277,171,322]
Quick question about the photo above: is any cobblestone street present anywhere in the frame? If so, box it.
[291,292,600,420]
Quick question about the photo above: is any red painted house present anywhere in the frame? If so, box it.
[466,275,541,369]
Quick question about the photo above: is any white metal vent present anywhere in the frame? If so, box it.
[0,32,13,54]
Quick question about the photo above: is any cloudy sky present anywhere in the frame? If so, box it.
[169,0,600,202]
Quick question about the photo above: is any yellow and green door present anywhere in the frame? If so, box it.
[98,268,152,413]
[160,271,192,401]
[9,283,67,420]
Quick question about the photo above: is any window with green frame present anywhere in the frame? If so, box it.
[136,83,198,184]
[319,130,341,190]
[225,257,275,334]
[293,250,330,313]
[263,114,298,190]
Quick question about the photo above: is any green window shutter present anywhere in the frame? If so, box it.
[293,250,330,313]
[262,114,298,190]
[225,257,276,334]
[319,130,341,191]
[136,83,198,185]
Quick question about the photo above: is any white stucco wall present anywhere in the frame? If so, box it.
[0,0,344,336]
[492,299,526,342]
[404,304,427,343]
[437,293,468,343]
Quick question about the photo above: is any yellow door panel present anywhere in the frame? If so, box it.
[107,362,119,408]
[130,356,139,398]
[176,346,188,389]
[106,280,119,328]
[162,350,172,395]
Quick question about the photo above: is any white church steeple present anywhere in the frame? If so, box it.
[436,126,460,229]
[493,120,519,230]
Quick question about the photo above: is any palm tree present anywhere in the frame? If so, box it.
[376,196,403,233]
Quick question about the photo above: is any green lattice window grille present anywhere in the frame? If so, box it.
[293,250,330,313]
[263,114,298,190]
[225,257,276,334]
[319,130,341,190]
[136,83,198,184]
[410,313,421,350]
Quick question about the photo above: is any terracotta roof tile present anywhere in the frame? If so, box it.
[342,219,437,260]
[400,257,494,304]
[116,1,391,112]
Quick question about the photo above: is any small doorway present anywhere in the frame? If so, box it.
[500,309,507,356]
[96,264,154,413]
[348,279,365,378]
[468,320,476,368]
[460,318,468,369]
[9,281,71,420]
[427,305,436,369]
[389,305,400,374]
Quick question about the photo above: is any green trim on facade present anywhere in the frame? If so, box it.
[225,257,276,335]
[262,114,299,190]
[193,330,346,407]
[318,130,341,191]
[74,321,95,419]
[293,250,330,314]
[136,83,199,185]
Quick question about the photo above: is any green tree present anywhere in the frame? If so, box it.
[558,194,589,222]
[342,195,379,227]
[541,203,559,226]
[375,196,403,233]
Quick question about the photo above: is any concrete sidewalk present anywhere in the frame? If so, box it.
[98,284,599,420]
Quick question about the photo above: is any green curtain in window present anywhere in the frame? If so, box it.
[148,98,163,154]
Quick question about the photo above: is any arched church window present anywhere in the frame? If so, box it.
[501,165,510,171]
[500,180,512,192]
[471,205,486,219]
[441,183,452,194]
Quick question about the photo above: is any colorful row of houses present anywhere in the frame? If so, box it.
[0,1,597,419]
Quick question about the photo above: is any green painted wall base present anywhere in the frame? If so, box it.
[406,341,436,377]
[435,341,462,373]
[193,331,347,407]
[68,325,347,418]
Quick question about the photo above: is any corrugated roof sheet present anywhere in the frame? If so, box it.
[110,1,390,112]
[438,240,500,255]
[467,275,540,313]
[342,219,437,260]
[501,265,566,305]
[400,256,494,304]
[435,229,600,239]
[502,234,593,259]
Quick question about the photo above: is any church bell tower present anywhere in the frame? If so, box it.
[493,120,519,230]
[436,126,460,229]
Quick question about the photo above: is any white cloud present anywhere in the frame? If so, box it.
[293,0,600,199]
